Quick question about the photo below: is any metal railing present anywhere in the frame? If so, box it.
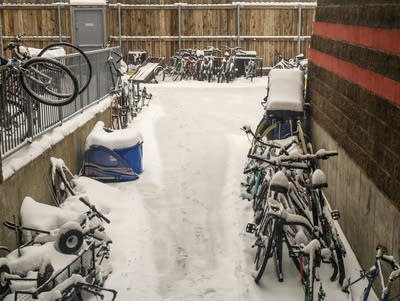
[0,47,119,158]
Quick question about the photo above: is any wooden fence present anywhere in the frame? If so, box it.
[0,2,316,67]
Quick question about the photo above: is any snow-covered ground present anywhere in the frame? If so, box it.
[3,77,377,300]
[73,78,376,300]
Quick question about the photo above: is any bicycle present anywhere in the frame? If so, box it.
[217,51,235,83]
[343,245,400,301]
[1,35,79,106]
[245,59,257,82]
[106,45,129,129]
[37,41,92,96]
[245,163,335,301]
[275,150,346,285]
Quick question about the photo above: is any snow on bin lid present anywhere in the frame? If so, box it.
[266,69,304,113]
[85,121,143,150]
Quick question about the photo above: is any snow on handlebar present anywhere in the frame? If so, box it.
[278,149,338,162]
[247,154,308,170]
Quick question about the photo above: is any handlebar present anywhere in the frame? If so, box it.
[241,126,288,153]
[376,245,400,270]
[278,149,338,163]
[79,196,111,224]
[248,154,309,170]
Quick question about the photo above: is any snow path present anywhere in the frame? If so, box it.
[90,78,376,301]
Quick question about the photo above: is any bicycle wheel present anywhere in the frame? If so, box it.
[333,238,346,285]
[274,225,284,282]
[51,166,75,207]
[153,66,164,83]
[254,217,276,283]
[20,57,79,106]
[301,255,315,301]
[37,42,92,95]
[320,213,346,285]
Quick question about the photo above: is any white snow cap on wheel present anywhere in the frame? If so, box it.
[58,221,81,235]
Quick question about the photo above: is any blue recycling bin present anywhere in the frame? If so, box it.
[114,141,143,174]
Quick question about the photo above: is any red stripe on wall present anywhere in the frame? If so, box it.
[313,22,400,55]
[309,48,400,106]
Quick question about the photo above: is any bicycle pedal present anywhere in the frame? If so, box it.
[331,210,341,220]
[246,223,256,234]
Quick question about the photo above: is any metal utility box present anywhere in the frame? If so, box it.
[73,8,106,51]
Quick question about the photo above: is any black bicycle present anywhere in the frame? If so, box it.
[1,35,79,106]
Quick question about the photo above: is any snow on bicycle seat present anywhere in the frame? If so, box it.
[266,69,304,118]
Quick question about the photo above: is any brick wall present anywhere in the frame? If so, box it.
[309,0,400,208]
[308,0,400,291]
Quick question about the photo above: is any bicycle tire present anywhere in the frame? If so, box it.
[37,42,92,95]
[320,208,345,285]
[52,168,73,206]
[333,239,346,285]
[0,264,10,295]
[20,57,79,106]
[37,263,54,288]
[120,109,128,129]
[254,217,276,283]
[172,72,180,81]
[55,222,83,254]
[274,224,284,282]
[299,254,314,301]
[153,66,164,83]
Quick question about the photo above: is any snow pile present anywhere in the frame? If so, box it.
[21,197,85,238]
[29,46,66,58]
[85,121,143,150]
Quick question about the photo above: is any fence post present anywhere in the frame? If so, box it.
[0,69,6,182]
[0,9,3,56]
[178,3,182,50]
[57,3,63,42]
[26,98,34,138]
[237,3,240,47]
[118,3,122,49]
[297,3,302,55]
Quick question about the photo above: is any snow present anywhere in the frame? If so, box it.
[85,121,143,150]
[3,77,377,300]
[60,77,375,301]
[28,46,66,58]
[266,69,304,113]
[20,197,85,242]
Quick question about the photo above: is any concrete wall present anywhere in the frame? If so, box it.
[312,122,400,268]
[0,107,111,249]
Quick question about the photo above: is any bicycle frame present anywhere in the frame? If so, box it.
[345,247,400,301]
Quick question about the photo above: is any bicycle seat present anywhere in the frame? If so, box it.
[269,170,289,194]
[311,169,328,189]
